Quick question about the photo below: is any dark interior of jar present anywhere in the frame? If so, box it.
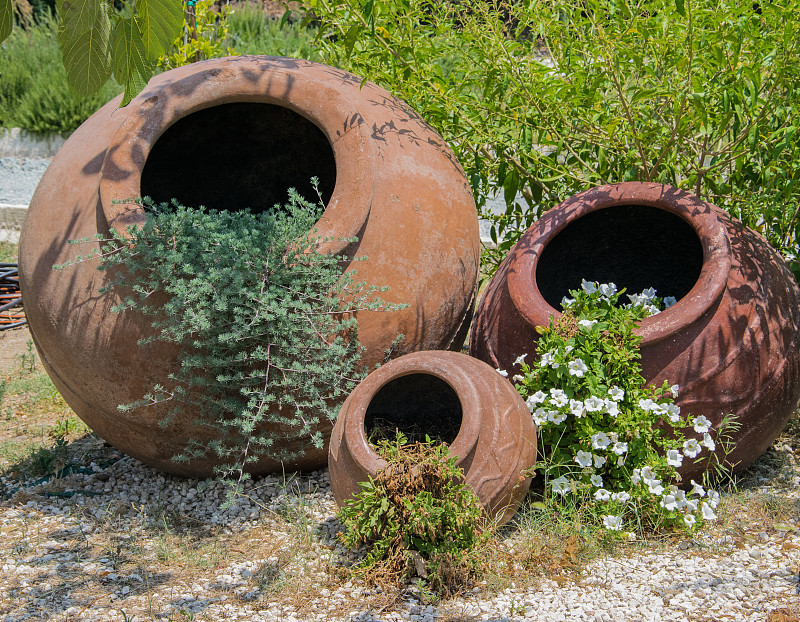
[536,204,704,309]
[364,374,462,445]
[140,103,336,213]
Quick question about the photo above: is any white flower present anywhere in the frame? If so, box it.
[666,403,681,423]
[603,515,623,531]
[514,353,528,366]
[584,396,605,412]
[627,293,646,306]
[701,433,716,451]
[674,489,687,509]
[581,278,598,294]
[593,454,607,468]
[569,399,585,418]
[578,319,597,329]
[525,396,540,412]
[611,441,628,455]
[693,415,712,434]
[647,480,665,496]
[631,469,642,485]
[551,476,571,496]
[594,488,611,501]
[608,386,625,401]
[640,466,655,482]
[684,498,698,512]
[660,495,678,511]
[683,438,702,459]
[529,390,547,405]
[512,375,524,383]
[540,352,555,367]
[549,389,569,407]
[664,296,678,307]
[684,514,697,528]
[670,384,679,398]
[690,480,706,498]
[605,399,620,417]
[561,296,576,308]
[643,304,660,316]
[701,501,717,521]
[591,431,611,450]
[533,408,548,426]
[574,450,593,468]
[548,410,567,425]
[666,449,684,467]
[638,398,655,412]
[590,474,604,487]
[626,531,637,541]
[613,491,631,502]
[496,368,508,377]
[564,345,574,354]
[599,282,617,297]
[640,287,657,300]
[568,358,588,377]
[707,490,720,509]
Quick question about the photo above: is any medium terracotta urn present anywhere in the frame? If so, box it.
[470,182,800,479]
[328,350,538,524]
[18,56,480,477]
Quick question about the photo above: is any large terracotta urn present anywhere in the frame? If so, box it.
[470,182,800,479]
[328,351,537,524]
[18,56,480,477]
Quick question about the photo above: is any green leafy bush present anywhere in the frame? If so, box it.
[225,3,321,60]
[158,0,235,71]
[511,282,727,534]
[309,0,800,278]
[339,432,489,593]
[57,186,403,479]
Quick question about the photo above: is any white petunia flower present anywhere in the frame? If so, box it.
[548,410,567,425]
[640,466,656,482]
[564,345,574,354]
[590,474,604,488]
[613,491,631,502]
[574,450,593,468]
[593,454,607,468]
[603,515,623,531]
[608,386,625,401]
[514,353,528,366]
[666,403,681,423]
[512,375,524,383]
[707,490,720,509]
[530,390,547,404]
[591,431,611,450]
[584,396,605,412]
[660,495,677,511]
[578,319,597,329]
[496,368,508,377]
[701,501,717,520]
[568,358,588,377]
[581,279,598,294]
[684,514,697,527]
[627,293,646,306]
[551,476,571,495]
[549,389,569,407]
[540,352,555,367]
[643,304,660,316]
[690,480,706,498]
[647,480,665,496]
[663,296,678,307]
[693,415,712,434]
[638,398,655,412]
[640,287,657,300]
[611,441,628,455]
[631,468,642,485]
[561,296,577,308]
[701,433,716,451]
[533,408,548,426]
[599,282,617,297]
[594,488,611,501]
[684,498,699,512]
[666,449,683,467]
[674,489,687,509]
[570,399,585,418]
[605,399,620,417]
[670,384,679,398]
[683,439,702,459]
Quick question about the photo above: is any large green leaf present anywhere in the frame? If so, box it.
[138,0,184,60]
[57,0,102,34]
[58,0,112,97]
[0,0,12,44]
[112,15,154,106]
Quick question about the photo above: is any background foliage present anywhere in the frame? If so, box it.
[308,0,800,278]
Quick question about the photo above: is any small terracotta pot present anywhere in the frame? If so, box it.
[328,350,538,524]
[18,56,480,477]
[470,182,800,480]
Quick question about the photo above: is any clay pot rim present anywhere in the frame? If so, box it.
[342,350,482,472]
[506,182,732,346]
[98,56,374,255]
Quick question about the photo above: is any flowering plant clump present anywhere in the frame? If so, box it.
[510,280,721,534]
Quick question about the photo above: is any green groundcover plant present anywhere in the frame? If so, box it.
[308,0,800,279]
[56,185,403,480]
[508,281,728,534]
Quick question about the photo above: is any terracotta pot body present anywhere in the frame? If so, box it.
[470,182,800,480]
[18,56,480,477]
[328,350,537,524]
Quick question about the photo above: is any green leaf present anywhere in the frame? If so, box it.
[138,0,184,60]
[58,0,112,97]
[112,15,154,106]
[0,0,12,43]
[57,0,102,34]
[675,0,685,17]
[343,23,361,60]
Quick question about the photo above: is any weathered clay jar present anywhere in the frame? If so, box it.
[328,350,538,524]
[470,182,800,479]
[18,56,480,477]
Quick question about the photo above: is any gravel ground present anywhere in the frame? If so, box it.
[0,158,52,206]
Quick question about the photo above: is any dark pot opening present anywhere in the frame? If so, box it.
[536,205,703,309]
[140,103,337,214]
[364,373,463,445]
